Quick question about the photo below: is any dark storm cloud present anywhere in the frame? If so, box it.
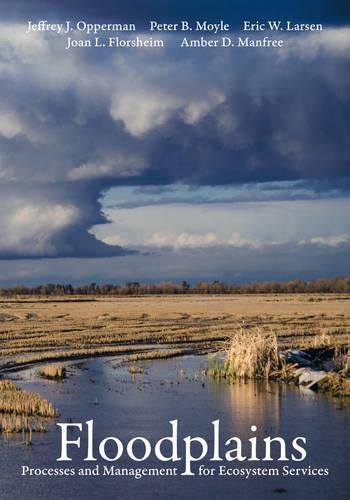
[0,182,136,258]
[0,23,349,258]
[138,46,350,186]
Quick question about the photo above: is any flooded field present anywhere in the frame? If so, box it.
[0,355,349,500]
[0,295,350,370]
[0,296,349,498]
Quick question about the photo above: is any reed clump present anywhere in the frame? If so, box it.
[208,357,230,380]
[222,327,280,380]
[128,365,144,374]
[0,415,48,434]
[0,379,58,418]
[39,365,66,380]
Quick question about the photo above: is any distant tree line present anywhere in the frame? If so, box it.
[1,277,350,296]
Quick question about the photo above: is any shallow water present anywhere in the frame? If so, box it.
[0,355,349,500]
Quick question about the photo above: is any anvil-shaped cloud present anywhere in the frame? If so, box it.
[0,23,349,258]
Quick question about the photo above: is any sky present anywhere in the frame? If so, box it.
[0,1,349,285]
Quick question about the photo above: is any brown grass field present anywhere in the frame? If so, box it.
[0,294,349,372]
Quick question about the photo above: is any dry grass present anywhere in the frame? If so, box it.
[318,372,350,397]
[0,379,57,417]
[128,365,144,374]
[39,365,66,379]
[223,328,279,379]
[342,351,350,376]
[311,331,335,348]
[0,380,17,391]
[0,295,349,372]
[332,347,350,375]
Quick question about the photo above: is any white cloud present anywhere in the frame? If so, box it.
[299,234,350,248]
[68,154,148,180]
[101,234,129,246]
[110,89,225,137]
[283,28,350,60]
[0,107,41,143]
[146,231,261,249]
[0,203,80,256]
[109,49,226,137]
[227,233,262,249]
[0,109,25,139]
[110,90,181,137]
[95,198,350,250]
[0,23,49,69]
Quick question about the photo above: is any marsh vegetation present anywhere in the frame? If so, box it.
[0,378,57,437]
[39,364,66,380]
[0,295,349,399]
[0,295,349,372]
[0,379,57,418]
[207,327,350,399]
[223,328,279,379]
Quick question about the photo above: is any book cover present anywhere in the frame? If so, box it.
[0,1,349,499]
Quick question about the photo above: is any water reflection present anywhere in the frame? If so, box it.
[0,356,348,500]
